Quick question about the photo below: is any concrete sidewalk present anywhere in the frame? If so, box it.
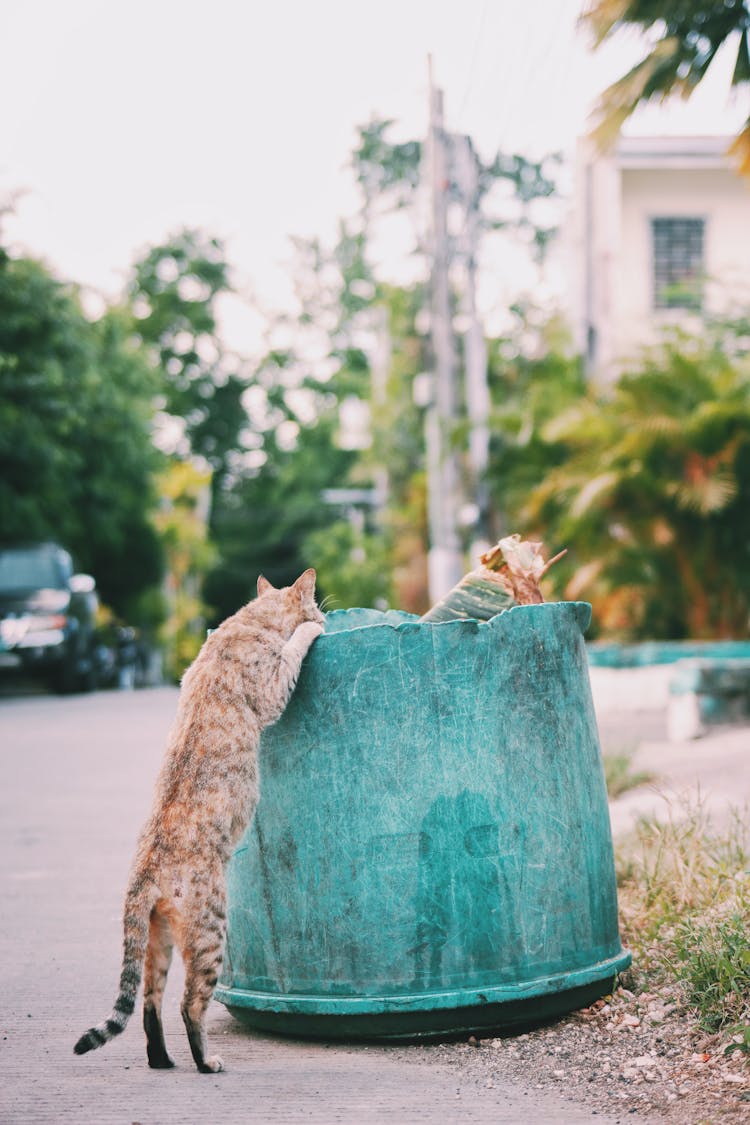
[0,688,645,1125]
[2,673,748,1125]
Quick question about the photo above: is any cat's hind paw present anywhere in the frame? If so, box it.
[147,1051,175,1069]
[199,1055,224,1074]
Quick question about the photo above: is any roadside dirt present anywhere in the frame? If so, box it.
[417,983,750,1123]
[409,703,750,1123]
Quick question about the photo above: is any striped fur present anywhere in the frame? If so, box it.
[74,570,324,1073]
[74,882,157,1055]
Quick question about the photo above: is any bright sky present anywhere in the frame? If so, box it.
[1,1,745,354]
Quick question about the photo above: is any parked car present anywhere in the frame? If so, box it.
[0,543,99,692]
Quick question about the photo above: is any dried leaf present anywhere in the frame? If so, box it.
[481,534,567,605]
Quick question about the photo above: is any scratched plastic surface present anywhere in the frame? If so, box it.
[216,602,630,1039]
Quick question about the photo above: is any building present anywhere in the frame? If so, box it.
[572,135,750,380]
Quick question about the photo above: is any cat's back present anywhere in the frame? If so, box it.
[188,608,281,691]
[173,607,280,739]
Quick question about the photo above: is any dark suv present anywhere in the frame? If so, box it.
[0,543,99,692]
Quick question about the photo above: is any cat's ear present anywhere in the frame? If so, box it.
[257,575,275,597]
[293,568,317,600]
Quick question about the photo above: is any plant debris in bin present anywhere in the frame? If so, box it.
[421,534,567,623]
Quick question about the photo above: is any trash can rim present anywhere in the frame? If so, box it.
[322,601,592,638]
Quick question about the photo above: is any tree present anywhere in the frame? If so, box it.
[0,246,163,623]
[153,460,214,679]
[0,248,90,543]
[526,323,750,639]
[582,0,750,173]
[352,117,561,260]
[128,228,251,510]
[69,307,164,623]
[486,306,588,544]
[305,519,393,611]
[205,213,394,618]
[204,117,566,620]
[367,283,431,612]
[204,414,357,623]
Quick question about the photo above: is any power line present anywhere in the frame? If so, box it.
[456,0,491,128]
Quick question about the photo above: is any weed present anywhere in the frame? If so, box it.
[603,751,654,799]
[616,796,750,1043]
[669,886,750,1032]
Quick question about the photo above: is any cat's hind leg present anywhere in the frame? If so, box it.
[143,901,175,1069]
[180,888,226,1074]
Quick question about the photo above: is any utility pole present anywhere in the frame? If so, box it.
[425,57,464,600]
[454,133,492,559]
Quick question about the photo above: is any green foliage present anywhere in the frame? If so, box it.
[70,308,164,620]
[128,228,250,497]
[370,284,427,486]
[305,519,393,610]
[525,326,750,639]
[0,251,90,541]
[368,284,430,612]
[351,119,422,209]
[204,414,357,624]
[154,460,215,680]
[353,118,561,260]
[129,228,228,373]
[202,211,381,619]
[484,312,750,642]
[480,151,562,262]
[672,898,750,1033]
[485,309,587,548]
[202,120,568,623]
[0,247,164,624]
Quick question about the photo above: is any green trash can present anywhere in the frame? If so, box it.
[215,602,630,1039]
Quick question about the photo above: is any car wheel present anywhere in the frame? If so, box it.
[76,652,98,693]
[53,651,97,694]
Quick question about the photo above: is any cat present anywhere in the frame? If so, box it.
[74,568,324,1074]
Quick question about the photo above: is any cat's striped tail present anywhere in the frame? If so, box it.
[74,881,157,1057]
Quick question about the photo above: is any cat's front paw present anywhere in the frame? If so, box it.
[294,621,324,649]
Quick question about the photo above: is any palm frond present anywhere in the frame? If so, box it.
[565,558,604,600]
[579,0,634,47]
[571,470,620,518]
[584,2,750,163]
[728,118,750,177]
[639,414,685,437]
[732,27,750,87]
[541,401,612,444]
[588,38,681,151]
[670,472,737,515]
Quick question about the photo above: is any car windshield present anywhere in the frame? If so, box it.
[0,548,68,592]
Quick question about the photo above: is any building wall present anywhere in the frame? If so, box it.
[617,167,750,364]
[572,137,750,382]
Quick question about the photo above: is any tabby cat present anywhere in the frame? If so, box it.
[74,569,324,1073]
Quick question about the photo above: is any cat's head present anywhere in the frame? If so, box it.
[254,568,325,632]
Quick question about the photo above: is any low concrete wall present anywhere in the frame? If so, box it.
[588,664,673,714]
[587,647,750,741]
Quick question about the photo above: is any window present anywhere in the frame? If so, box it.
[651,217,705,310]
[0,545,71,592]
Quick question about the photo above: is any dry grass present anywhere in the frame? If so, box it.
[616,796,750,1049]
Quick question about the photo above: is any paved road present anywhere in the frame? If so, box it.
[0,687,649,1124]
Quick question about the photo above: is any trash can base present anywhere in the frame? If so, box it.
[218,953,631,1042]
